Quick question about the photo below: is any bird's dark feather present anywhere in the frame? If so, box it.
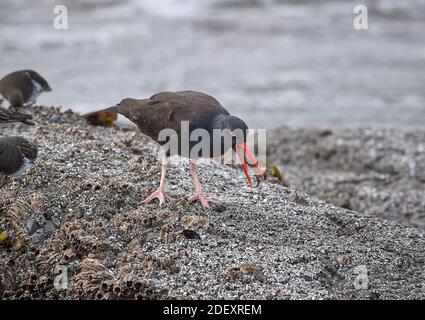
[0,136,37,175]
[117,91,230,143]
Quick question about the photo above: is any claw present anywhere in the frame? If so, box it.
[188,160,221,207]
[188,192,221,208]
[143,188,172,206]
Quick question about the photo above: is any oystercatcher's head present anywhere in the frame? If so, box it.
[38,78,52,92]
[216,115,264,188]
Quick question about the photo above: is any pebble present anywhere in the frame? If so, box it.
[44,220,57,237]
[30,233,46,246]
[26,218,40,235]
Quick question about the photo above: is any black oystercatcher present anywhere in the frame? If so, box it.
[0,108,35,126]
[105,91,264,207]
[0,70,52,108]
[0,136,38,177]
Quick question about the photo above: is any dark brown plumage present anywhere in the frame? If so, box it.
[0,136,38,176]
[116,91,230,145]
[0,70,52,108]
[0,108,34,126]
[103,91,263,207]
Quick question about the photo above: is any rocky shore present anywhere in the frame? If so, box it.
[267,127,425,229]
[1,106,425,299]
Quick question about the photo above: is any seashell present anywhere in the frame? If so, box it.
[181,229,201,240]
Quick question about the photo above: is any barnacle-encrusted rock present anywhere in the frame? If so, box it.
[1,106,425,300]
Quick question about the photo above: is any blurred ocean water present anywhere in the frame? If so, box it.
[0,0,424,129]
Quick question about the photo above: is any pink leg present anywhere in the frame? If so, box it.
[188,160,221,207]
[143,158,172,206]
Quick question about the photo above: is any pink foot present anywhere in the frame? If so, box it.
[143,188,172,206]
[188,192,221,207]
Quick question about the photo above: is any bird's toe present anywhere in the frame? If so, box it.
[143,188,172,206]
[188,193,221,208]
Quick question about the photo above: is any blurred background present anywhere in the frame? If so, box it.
[0,0,424,129]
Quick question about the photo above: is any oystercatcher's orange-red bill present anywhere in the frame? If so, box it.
[235,143,265,188]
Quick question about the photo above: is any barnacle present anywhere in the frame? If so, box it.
[73,258,115,297]
[226,263,267,283]
[73,258,167,299]
[159,224,176,244]
[0,263,17,295]
[0,199,34,249]
[30,194,44,214]
[181,215,215,234]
